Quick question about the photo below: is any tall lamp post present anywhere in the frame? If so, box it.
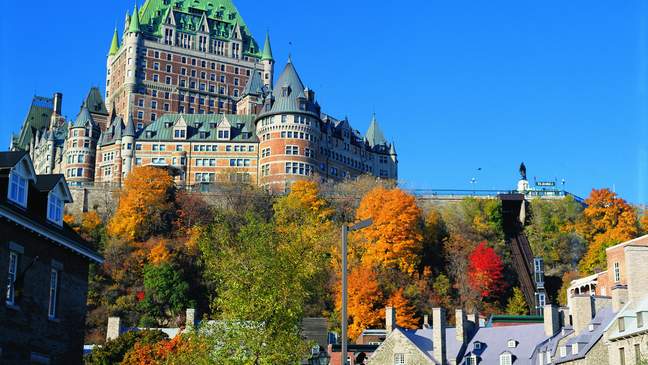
[341,218,372,365]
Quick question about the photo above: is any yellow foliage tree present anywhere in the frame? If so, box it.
[355,187,424,274]
[107,166,175,242]
[336,265,385,340]
[148,240,172,265]
[577,189,639,274]
[387,288,419,329]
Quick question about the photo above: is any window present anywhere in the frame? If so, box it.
[635,344,641,364]
[620,347,626,365]
[174,129,186,138]
[285,145,299,155]
[560,346,567,357]
[465,356,477,365]
[394,353,405,365]
[500,353,512,365]
[572,343,579,355]
[6,251,18,305]
[8,170,28,207]
[639,312,644,328]
[48,269,59,319]
[619,317,626,332]
[614,262,621,282]
[47,193,63,226]
[507,340,517,348]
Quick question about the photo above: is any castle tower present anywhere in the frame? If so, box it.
[364,114,396,179]
[63,103,100,185]
[255,58,321,192]
[122,4,142,123]
[261,32,275,89]
[236,67,266,115]
[121,114,136,177]
[106,28,119,115]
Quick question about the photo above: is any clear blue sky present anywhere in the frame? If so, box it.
[1,1,647,203]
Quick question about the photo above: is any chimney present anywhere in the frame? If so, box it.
[570,295,593,336]
[624,245,648,304]
[186,308,197,330]
[455,309,467,344]
[544,305,560,337]
[432,308,446,365]
[106,317,122,341]
[386,306,396,333]
[611,285,629,312]
[53,92,63,115]
[467,311,480,329]
[423,314,430,329]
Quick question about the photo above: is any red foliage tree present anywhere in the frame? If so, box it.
[468,241,505,298]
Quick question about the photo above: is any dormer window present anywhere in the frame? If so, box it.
[638,312,644,328]
[281,86,290,97]
[218,130,230,140]
[588,323,596,331]
[572,343,579,355]
[618,317,626,332]
[499,352,512,365]
[507,340,517,348]
[8,170,28,207]
[560,346,567,357]
[47,192,63,226]
[199,131,207,139]
[474,342,482,350]
[174,129,186,139]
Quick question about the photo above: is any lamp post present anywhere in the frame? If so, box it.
[341,218,372,365]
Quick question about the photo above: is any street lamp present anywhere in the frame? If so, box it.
[341,218,372,365]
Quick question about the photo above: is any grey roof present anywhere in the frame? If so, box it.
[532,307,615,364]
[124,114,136,137]
[242,68,266,97]
[73,103,96,128]
[84,87,109,116]
[463,324,547,365]
[33,174,65,192]
[399,327,465,364]
[259,59,319,117]
[365,113,387,148]
[100,116,126,146]
[138,114,257,142]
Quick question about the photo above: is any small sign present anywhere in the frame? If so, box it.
[536,181,555,187]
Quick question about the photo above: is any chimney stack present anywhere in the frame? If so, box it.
[423,314,430,329]
[432,308,446,364]
[106,317,122,341]
[53,92,63,116]
[186,308,197,330]
[467,311,480,329]
[544,305,560,337]
[611,285,629,312]
[624,245,648,304]
[386,306,396,333]
[570,295,593,336]
[455,309,467,344]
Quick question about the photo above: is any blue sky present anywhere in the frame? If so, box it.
[1,1,647,203]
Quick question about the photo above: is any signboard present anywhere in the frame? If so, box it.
[536,181,556,187]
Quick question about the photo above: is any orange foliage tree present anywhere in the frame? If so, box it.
[107,166,176,242]
[355,187,424,274]
[577,189,639,274]
[337,265,385,340]
[387,288,418,329]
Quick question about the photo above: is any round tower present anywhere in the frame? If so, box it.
[255,59,321,192]
[65,103,100,185]
[261,32,275,89]
[122,4,142,122]
[121,114,136,178]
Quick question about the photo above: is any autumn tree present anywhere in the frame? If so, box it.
[577,189,639,274]
[337,265,385,340]
[387,288,419,329]
[356,187,424,274]
[107,166,176,242]
[505,287,529,315]
[468,241,505,299]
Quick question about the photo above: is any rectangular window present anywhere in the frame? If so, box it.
[285,145,299,155]
[47,193,63,225]
[619,317,626,332]
[6,251,18,305]
[8,171,28,207]
[620,347,626,365]
[48,269,59,319]
[635,344,641,364]
[394,353,405,365]
[500,354,512,365]
[614,262,621,282]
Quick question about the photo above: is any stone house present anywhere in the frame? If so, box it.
[0,151,103,364]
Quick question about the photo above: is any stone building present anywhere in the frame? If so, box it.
[0,151,102,364]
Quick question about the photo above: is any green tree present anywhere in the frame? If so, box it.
[506,287,529,315]
[140,263,194,327]
[84,330,167,365]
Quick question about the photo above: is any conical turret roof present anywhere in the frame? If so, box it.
[109,28,120,56]
[129,4,141,33]
[365,113,387,147]
[73,103,95,128]
[262,32,273,61]
[124,114,136,137]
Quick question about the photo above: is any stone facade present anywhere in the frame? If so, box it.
[368,330,435,365]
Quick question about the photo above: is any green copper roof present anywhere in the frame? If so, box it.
[365,113,387,147]
[262,32,273,61]
[109,28,120,55]
[242,68,265,96]
[129,4,141,33]
[139,114,257,142]
[136,0,259,55]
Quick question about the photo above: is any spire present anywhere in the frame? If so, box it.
[109,28,120,56]
[124,114,136,137]
[73,101,95,128]
[389,141,397,155]
[262,32,273,61]
[129,4,141,34]
[365,113,387,148]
